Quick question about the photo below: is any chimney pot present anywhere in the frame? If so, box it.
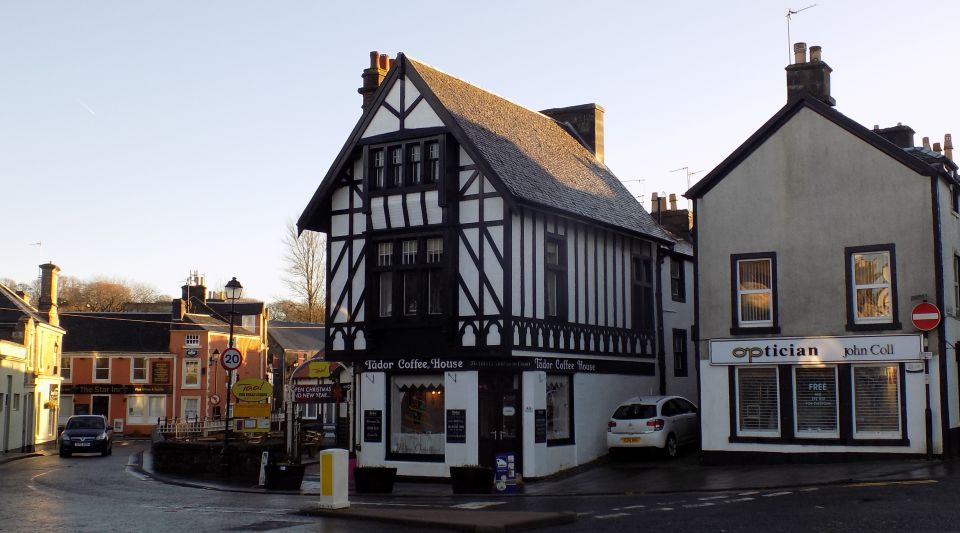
[945,133,954,160]
[793,42,807,64]
[933,142,942,154]
[651,193,659,213]
[923,137,931,150]
[809,45,822,62]
[669,193,678,211]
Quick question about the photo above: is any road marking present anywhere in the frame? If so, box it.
[845,480,938,488]
[738,490,759,496]
[763,491,792,497]
[452,502,506,510]
[726,497,755,503]
[653,507,674,512]
[596,513,631,519]
[616,505,646,510]
[683,502,716,509]
[350,501,433,508]
[698,495,727,501]
[800,487,819,492]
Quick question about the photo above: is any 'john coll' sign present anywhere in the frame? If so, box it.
[709,334,923,365]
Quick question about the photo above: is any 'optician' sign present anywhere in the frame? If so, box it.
[709,334,922,365]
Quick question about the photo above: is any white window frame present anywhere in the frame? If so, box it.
[736,258,774,327]
[93,357,111,382]
[182,360,201,388]
[127,394,166,425]
[61,356,72,382]
[184,334,200,347]
[735,366,780,437]
[792,365,839,439]
[181,396,200,420]
[130,356,148,383]
[850,250,892,325]
[852,364,902,439]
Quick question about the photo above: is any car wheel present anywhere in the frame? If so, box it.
[59,450,71,458]
[664,434,678,458]
[102,447,112,457]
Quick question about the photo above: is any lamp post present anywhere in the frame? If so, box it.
[221,277,243,476]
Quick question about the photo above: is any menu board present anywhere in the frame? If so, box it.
[446,409,466,443]
[534,409,547,443]
[151,361,171,384]
[364,410,382,442]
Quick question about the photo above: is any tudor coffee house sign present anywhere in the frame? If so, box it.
[709,334,923,365]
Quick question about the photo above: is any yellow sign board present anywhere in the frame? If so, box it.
[308,361,332,379]
[234,403,271,418]
[232,378,272,402]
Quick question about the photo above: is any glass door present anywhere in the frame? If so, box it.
[477,373,521,471]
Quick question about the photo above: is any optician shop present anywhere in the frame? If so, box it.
[698,334,945,461]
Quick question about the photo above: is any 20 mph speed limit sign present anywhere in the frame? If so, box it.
[220,347,243,371]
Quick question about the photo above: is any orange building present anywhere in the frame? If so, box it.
[60,276,269,436]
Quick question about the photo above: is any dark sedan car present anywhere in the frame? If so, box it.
[59,415,112,457]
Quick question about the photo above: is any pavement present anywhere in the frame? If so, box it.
[6,443,949,532]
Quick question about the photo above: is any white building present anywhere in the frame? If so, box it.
[687,44,959,461]
[298,52,683,478]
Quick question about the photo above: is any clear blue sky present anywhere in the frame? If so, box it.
[2,1,957,302]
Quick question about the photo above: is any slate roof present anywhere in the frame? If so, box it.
[268,320,325,353]
[60,312,171,353]
[406,57,672,242]
[0,283,44,327]
[686,94,955,199]
[299,54,673,244]
[172,313,256,337]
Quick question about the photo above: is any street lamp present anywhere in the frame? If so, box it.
[221,277,243,476]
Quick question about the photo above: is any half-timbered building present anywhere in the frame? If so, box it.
[299,52,676,478]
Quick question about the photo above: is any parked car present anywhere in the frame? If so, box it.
[607,395,699,458]
[59,415,112,457]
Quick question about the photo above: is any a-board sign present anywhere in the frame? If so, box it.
[446,409,466,443]
[534,409,547,443]
[364,410,382,442]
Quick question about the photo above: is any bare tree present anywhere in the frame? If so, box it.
[281,220,326,323]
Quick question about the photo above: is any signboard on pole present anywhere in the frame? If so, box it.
[221,348,243,371]
[232,378,272,402]
[912,302,941,332]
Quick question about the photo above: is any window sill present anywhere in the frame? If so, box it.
[546,438,575,447]
[384,452,446,463]
[845,322,903,332]
[729,326,781,336]
[730,435,910,447]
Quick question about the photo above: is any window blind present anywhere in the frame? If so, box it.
[854,365,900,435]
[737,367,779,433]
[795,367,838,435]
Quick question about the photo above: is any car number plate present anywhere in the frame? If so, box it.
[76,442,91,447]
[620,437,641,443]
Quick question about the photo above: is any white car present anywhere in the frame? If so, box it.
[606,395,699,458]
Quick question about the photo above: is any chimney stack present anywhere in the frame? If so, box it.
[786,43,835,106]
[875,123,916,149]
[669,193,678,211]
[358,50,393,110]
[37,263,60,327]
[540,103,605,162]
[651,192,660,213]
[945,134,954,161]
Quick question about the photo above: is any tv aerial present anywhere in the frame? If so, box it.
[786,5,817,62]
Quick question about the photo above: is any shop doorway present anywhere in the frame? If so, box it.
[92,395,110,418]
[478,373,521,471]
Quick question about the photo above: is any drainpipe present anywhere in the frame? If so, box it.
[656,246,667,395]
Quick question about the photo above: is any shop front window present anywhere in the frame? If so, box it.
[546,374,572,444]
[736,366,779,435]
[127,395,166,425]
[389,375,444,457]
[853,365,901,438]
[794,366,838,437]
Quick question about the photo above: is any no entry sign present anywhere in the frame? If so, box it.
[911,302,941,331]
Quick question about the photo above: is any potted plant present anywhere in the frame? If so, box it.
[449,465,494,494]
[353,465,397,493]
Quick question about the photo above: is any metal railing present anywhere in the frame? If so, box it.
[156,413,285,440]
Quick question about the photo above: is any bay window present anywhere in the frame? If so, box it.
[373,236,444,320]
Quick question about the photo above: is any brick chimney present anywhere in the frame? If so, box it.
[945,134,954,161]
[874,123,916,149]
[358,51,393,110]
[540,104,605,162]
[786,43,835,106]
[37,262,60,327]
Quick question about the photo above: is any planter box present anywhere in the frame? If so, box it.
[354,466,397,494]
[264,463,305,491]
[450,466,494,494]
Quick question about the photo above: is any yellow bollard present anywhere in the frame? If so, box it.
[318,448,350,509]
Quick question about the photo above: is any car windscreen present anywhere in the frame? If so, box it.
[613,404,658,420]
[66,417,105,430]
